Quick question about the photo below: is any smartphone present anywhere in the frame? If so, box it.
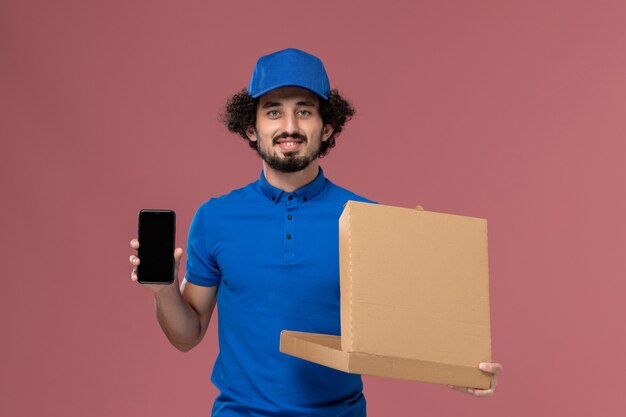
[137,209,176,284]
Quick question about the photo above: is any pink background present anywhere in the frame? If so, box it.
[1,1,624,416]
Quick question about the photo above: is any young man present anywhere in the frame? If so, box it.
[129,48,501,417]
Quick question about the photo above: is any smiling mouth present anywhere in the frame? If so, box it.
[275,138,304,152]
[278,141,300,149]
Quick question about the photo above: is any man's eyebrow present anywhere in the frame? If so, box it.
[262,101,282,108]
[261,100,318,108]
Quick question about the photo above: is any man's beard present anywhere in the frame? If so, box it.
[255,131,322,173]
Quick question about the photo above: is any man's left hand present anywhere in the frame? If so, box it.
[448,362,502,398]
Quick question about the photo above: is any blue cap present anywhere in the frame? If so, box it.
[247,48,330,100]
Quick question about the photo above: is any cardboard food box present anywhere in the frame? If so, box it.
[280,201,493,389]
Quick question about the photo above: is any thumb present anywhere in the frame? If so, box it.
[174,247,184,264]
[173,247,184,282]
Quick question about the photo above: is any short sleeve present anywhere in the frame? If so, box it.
[185,203,221,287]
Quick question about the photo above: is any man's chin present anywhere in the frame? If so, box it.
[256,144,321,173]
[264,155,313,173]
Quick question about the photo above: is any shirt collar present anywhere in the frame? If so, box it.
[257,167,327,204]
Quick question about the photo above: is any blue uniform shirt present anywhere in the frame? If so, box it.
[185,167,375,417]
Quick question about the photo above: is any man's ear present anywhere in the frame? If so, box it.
[246,127,257,142]
[322,124,334,142]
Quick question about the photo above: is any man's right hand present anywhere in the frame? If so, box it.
[129,238,183,294]
[129,238,217,351]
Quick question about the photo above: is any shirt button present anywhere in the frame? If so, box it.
[303,196,308,202]
[286,234,292,240]
[288,195,293,201]
[271,196,276,201]
[287,215,293,220]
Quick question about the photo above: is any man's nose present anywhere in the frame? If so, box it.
[283,112,299,133]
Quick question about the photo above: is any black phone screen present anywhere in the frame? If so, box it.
[137,209,176,284]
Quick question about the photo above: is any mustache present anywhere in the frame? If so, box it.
[273,132,307,144]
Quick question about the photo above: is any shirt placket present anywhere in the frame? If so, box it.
[283,194,297,263]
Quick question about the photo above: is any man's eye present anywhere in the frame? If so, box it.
[297,110,311,117]
[267,110,280,117]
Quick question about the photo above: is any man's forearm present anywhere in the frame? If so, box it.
[154,285,202,352]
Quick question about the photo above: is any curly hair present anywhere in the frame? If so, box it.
[221,88,355,158]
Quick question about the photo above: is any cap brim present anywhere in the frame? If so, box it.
[249,83,328,100]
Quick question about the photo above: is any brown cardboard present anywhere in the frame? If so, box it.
[280,201,493,389]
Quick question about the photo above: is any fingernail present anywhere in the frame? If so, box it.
[479,363,488,371]
[467,388,474,394]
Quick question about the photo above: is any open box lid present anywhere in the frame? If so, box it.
[280,201,493,389]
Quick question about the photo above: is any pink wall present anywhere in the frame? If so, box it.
[1,1,624,416]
